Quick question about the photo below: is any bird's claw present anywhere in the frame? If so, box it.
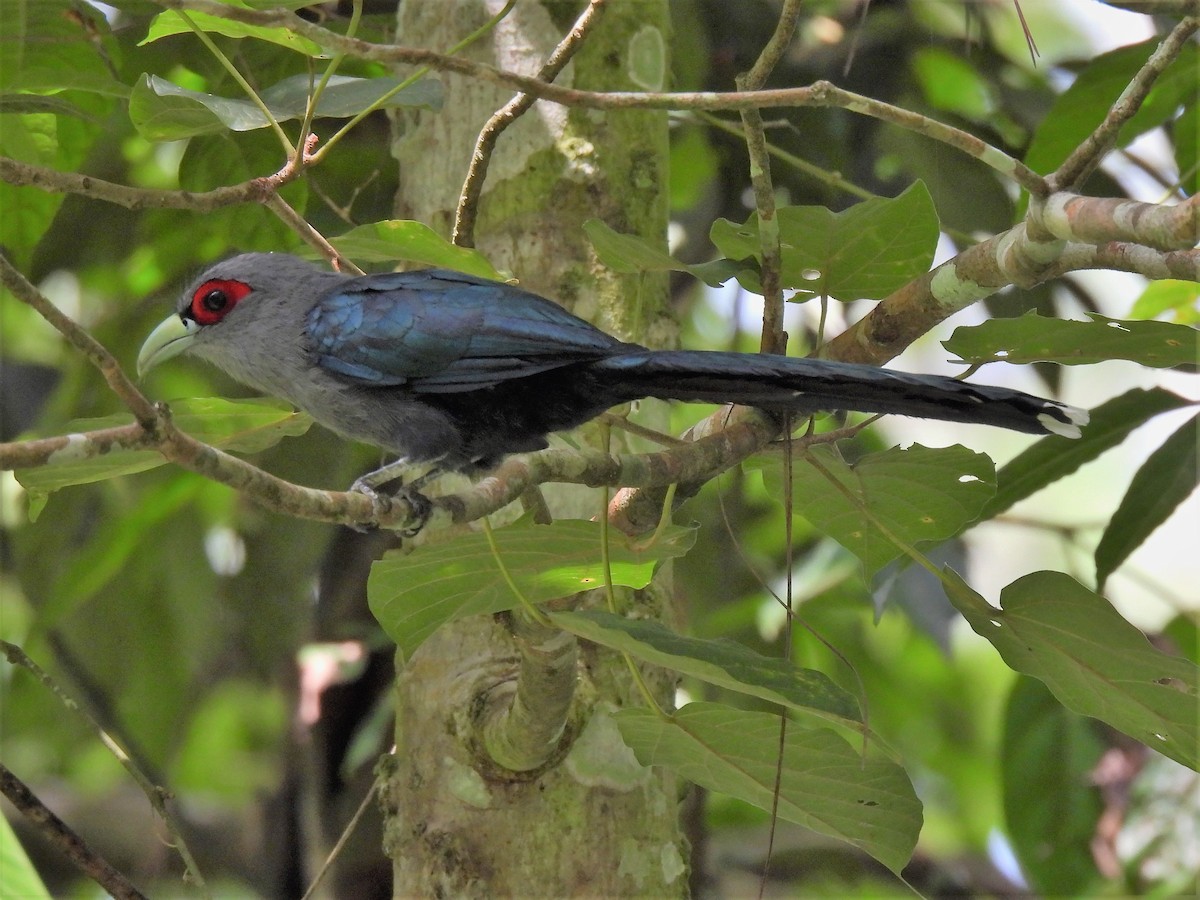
[349,480,430,537]
[395,487,432,537]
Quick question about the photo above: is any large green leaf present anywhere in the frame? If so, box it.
[1025,39,1199,175]
[368,521,696,658]
[0,813,51,900]
[0,0,125,95]
[130,73,442,141]
[583,220,743,288]
[549,609,862,727]
[944,313,1198,368]
[944,570,1199,771]
[323,220,503,280]
[15,397,313,498]
[762,444,995,575]
[709,181,939,299]
[1094,414,1198,589]
[615,704,922,874]
[1174,100,1198,196]
[981,388,1195,521]
[140,4,325,55]
[1130,280,1200,326]
[1001,677,1105,897]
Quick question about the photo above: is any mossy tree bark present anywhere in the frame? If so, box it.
[382,2,687,895]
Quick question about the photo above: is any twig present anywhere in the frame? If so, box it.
[0,156,303,212]
[0,641,208,895]
[154,0,1048,194]
[0,762,148,900]
[1050,16,1199,191]
[0,253,157,426]
[264,189,364,275]
[300,769,383,900]
[735,0,805,355]
[697,112,875,201]
[453,0,608,248]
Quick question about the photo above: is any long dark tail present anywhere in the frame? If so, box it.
[593,350,1088,437]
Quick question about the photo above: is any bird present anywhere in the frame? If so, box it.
[138,252,1087,511]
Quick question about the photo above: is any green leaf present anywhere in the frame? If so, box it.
[1095,414,1198,589]
[0,813,51,900]
[1025,40,1199,175]
[911,47,994,121]
[944,312,1199,368]
[763,444,995,576]
[15,397,313,498]
[0,0,125,95]
[1175,99,1198,196]
[1129,280,1200,326]
[583,220,740,288]
[131,73,442,140]
[668,126,718,210]
[140,5,326,55]
[615,703,922,873]
[1001,677,1105,897]
[982,388,1195,521]
[30,478,204,633]
[709,181,939,299]
[584,220,690,275]
[368,521,697,658]
[323,220,504,280]
[944,570,1199,771]
[549,609,862,727]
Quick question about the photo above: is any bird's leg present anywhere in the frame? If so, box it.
[349,457,444,536]
[350,457,416,495]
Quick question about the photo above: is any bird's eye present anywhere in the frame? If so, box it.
[189,279,252,325]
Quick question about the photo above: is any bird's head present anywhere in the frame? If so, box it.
[137,253,340,380]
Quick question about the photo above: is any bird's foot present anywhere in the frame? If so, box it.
[349,479,431,537]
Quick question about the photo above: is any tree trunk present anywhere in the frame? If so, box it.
[383,2,686,895]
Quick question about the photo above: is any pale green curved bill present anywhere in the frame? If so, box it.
[137,314,199,378]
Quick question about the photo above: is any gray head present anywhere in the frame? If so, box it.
[138,253,347,390]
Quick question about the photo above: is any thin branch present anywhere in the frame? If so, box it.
[0,641,208,895]
[697,112,875,201]
[155,0,1047,194]
[0,154,301,211]
[735,0,805,355]
[453,0,608,248]
[300,767,383,900]
[0,253,157,426]
[265,187,364,275]
[1050,16,1199,191]
[741,0,805,89]
[0,762,148,900]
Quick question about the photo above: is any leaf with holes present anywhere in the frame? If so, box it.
[944,569,1198,771]
[369,520,696,658]
[550,610,862,728]
[760,444,995,575]
[944,313,1198,368]
[616,703,921,873]
[709,181,939,299]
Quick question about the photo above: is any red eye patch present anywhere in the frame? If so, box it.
[190,279,252,325]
